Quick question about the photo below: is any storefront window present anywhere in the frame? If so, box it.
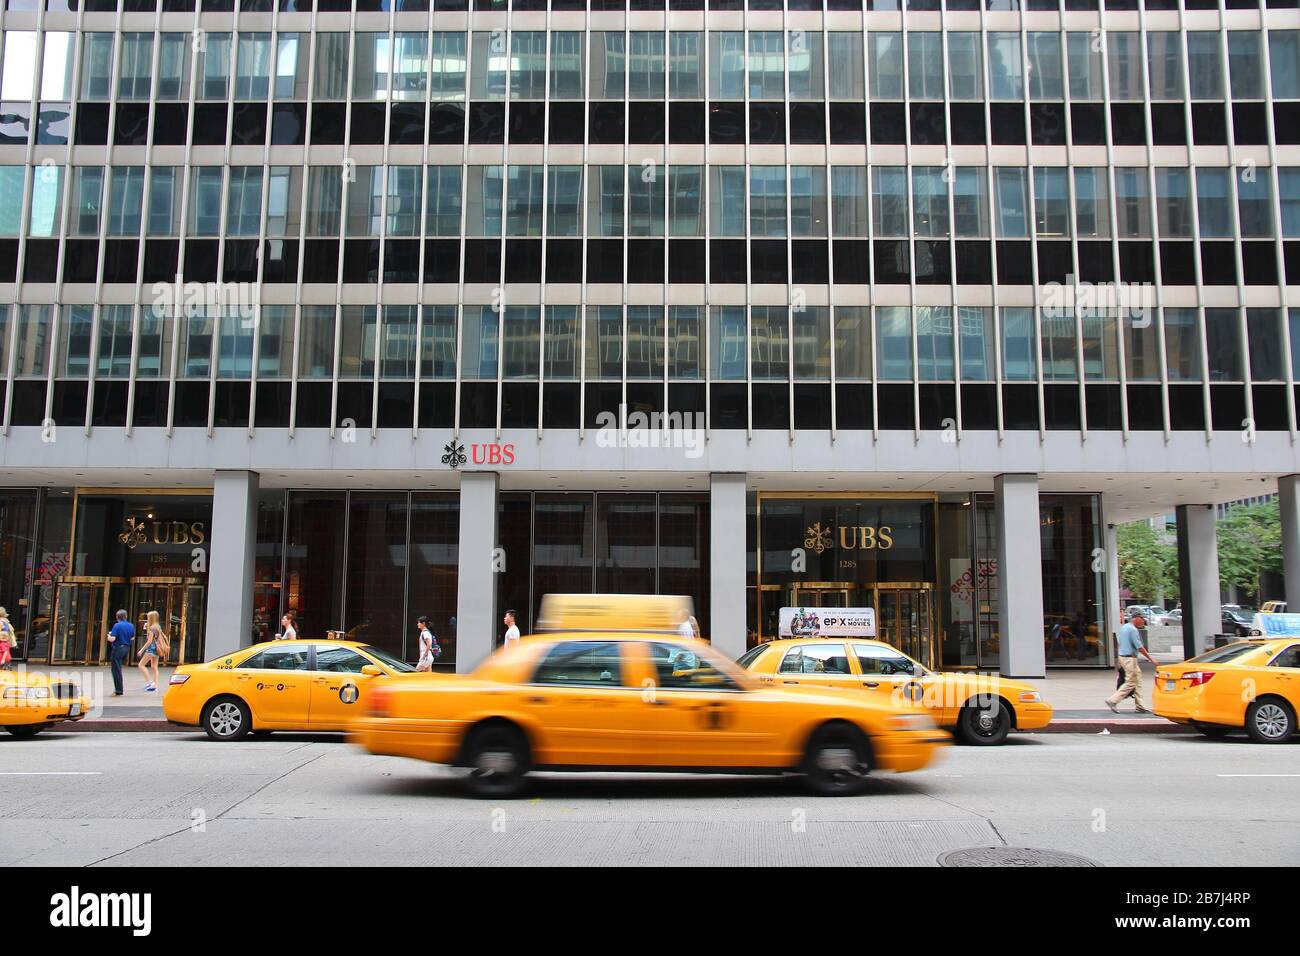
[0,490,39,657]
[345,493,408,658]
[284,492,346,638]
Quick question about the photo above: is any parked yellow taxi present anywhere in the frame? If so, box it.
[736,638,1052,745]
[1154,639,1299,743]
[350,632,949,798]
[1,669,90,736]
[165,639,430,740]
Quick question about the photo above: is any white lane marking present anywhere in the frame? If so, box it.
[1215,774,1300,777]
[0,771,103,776]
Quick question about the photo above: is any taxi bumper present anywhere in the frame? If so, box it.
[1013,701,1054,731]
[1,696,91,726]
[871,729,950,773]
[349,716,464,765]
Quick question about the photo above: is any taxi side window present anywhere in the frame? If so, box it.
[648,642,741,690]
[239,646,310,671]
[854,645,916,676]
[1269,645,1300,669]
[533,642,624,687]
[779,644,852,675]
[315,646,372,673]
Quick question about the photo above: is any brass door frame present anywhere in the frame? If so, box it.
[49,576,127,664]
[130,577,203,665]
[776,581,937,668]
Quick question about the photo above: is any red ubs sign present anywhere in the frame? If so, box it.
[470,442,516,465]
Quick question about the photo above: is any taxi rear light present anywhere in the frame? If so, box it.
[1183,671,1215,687]
[169,673,190,685]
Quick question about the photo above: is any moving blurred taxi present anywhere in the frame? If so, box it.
[351,596,948,798]
[1154,639,1300,743]
[737,638,1052,745]
[1,669,90,736]
[164,639,426,740]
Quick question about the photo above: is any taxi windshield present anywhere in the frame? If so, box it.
[359,645,417,673]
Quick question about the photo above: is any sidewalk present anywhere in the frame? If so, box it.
[14,660,1183,734]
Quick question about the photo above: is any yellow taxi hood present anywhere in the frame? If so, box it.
[0,668,55,688]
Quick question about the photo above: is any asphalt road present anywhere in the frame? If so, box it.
[2,730,1297,867]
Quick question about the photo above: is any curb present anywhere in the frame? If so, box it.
[62,720,185,733]
[1036,720,1181,734]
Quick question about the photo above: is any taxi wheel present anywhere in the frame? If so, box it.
[802,722,873,797]
[461,724,531,799]
[1245,698,1295,744]
[957,698,1011,746]
[4,723,48,737]
[1191,722,1233,739]
[201,696,252,741]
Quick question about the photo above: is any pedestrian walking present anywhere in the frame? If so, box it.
[1106,613,1159,714]
[137,610,168,692]
[677,609,696,639]
[502,609,520,649]
[275,613,298,641]
[0,607,14,669]
[106,609,135,697]
[415,615,440,671]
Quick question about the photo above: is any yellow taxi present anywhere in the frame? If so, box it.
[736,638,1053,745]
[1,669,90,736]
[164,639,431,740]
[1154,639,1300,743]
[350,631,949,799]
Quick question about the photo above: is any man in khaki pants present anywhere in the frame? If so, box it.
[1106,613,1159,713]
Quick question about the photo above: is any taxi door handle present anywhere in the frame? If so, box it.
[527,696,548,704]
[863,681,880,688]
[782,680,799,685]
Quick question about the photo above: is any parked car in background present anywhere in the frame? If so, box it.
[1151,608,1182,627]
[1125,604,1161,622]
[1221,607,1260,638]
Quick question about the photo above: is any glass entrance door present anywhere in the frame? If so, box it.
[788,584,852,608]
[875,586,935,668]
[50,582,107,663]
[130,579,206,664]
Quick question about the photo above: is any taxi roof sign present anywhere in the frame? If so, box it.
[535,594,696,635]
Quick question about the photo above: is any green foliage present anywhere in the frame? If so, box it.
[1116,521,1177,604]
[1217,501,1282,599]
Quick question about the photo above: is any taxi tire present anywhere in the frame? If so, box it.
[461,723,531,799]
[1245,698,1295,744]
[4,723,48,737]
[201,696,252,741]
[802,722,873,797]
[957,698,1011,746]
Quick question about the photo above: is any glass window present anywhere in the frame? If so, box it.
[79,33,114,100]
[59,304,93,378]
[628,165,664,238]
[502,306,541,380]
[591,32,625,100]
[750,306,789,381]
[872,167,908,237]
[710,306,746,381]
[669,166,703,237]
[14,305,52,377]
[710,166,745,238]
[669,32,702,99]
[1247,309,1285,382]
[1001,308,1037,381]
[70,167,105,237]
[854,644,918,676]
[987,33,1023,101]
[425,166,462,237]
[584,307,622,381]
[240,645,310,671]
[298,306,336,379]
[827,33,864,100]
[626,306,664,381]
[644,642,738,691]
[505,165,544,238]
[382,166,420,237]
[273,34,307,101]
[1146,32,1183,100]
[588,166,624,238]
[995,168,1029,238]
[668,306,702,380]
[217,308,255,380]
[392,32,429,101]
[1155,169,1192,238]
[465,166,503,237]
[338,305,377,379]
[1187,32,1223,100]
[118,33,154,100]
[876,307,911,381]
[1205,309,1243,382]
[542,306,578,381]
[1270,31,1300,100]
[909,33,945,101]
[779,643,852,675]
[188,167,224,237]
[306,166,343,237]
[834,307,872,381]
[314,646,372,673]
[257,306,294,379]
[788,30,823,101]
[1067,32,1103,100]
[226,167,264,237]
[345,166,384,238]
[157,33,192,101]
[1228,32,1263,99]
[629,32,665,100]
[1042,310,1078,382]
[314,34,349,100]
[917,307,954,380]
[1107,32,1144,100]
[430,32,467,102]
[106,167,145,237]
[792,307,829,380]
[351,33,389,100]
[462,306,499,380]
[1237,170,1273,238]
[234,32,272,99]
[750,167,786,238]
[1114,168,1151,238]
[178,309,214,379]
[1027,33,1063,101]
[198,33,232,101]
[421,306,457,380]
[953,169,989,238]
[832,167,868,238]
[868,33,903,99]
[266,167,302,238]
[709,32,744,100]
[1124,321,1160,382]
[1082,311,1119,380]
[510,32,547,100]
[379,306,417,379]
[790,167,827,238]
[147,168,180,237]
[1196,168,1233,239]
[28,164,64,237]
[1163,308,1203,382]
[547,166,582,238]
[0,167,23,236]
[747,32,783,100]
[912,168,949,238]
[1281,168,1300,239]
[550,32,583,100]
[948,33,983,100]
[959,307,996,381]
[40,32,76,101]
[136,306,174,380]
[1034,168,1070,238]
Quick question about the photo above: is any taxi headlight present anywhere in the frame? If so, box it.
[1018,691,1043,703]
[3,686,50,700]
[887,713,938,732]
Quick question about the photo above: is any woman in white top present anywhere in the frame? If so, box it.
[415,616,439,671]
[277,614,298,641]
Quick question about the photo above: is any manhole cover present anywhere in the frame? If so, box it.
[938,846,1100,867]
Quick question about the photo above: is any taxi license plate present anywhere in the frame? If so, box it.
[1164,680,1176,692]
[68,703,81,717]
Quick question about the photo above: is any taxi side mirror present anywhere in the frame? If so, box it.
[360,665,384,677]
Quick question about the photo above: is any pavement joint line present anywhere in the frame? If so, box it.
[0,771,103,775]
[1215,774,1300,777]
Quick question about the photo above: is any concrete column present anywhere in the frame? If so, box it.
[205,470,259,658]
[709,472,747,659]
[1278,475,1300,605]
[995,474,1045,678]
[1177,504,1221,658]
[1104,519,1121,662]
[455,471,499,673]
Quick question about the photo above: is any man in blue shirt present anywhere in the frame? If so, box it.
[106,609,135,696]
[1105,613,1159,713]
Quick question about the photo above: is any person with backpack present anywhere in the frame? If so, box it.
[138,610,168,692]
[415,615,440,671]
